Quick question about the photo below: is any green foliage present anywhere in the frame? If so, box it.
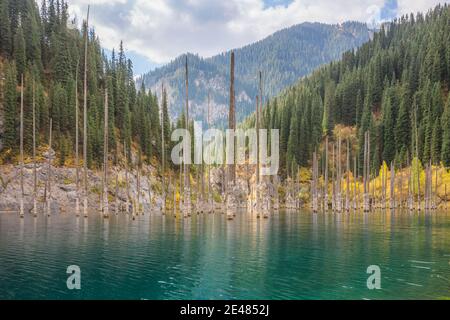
[259,4,450,177]
[140,22,371,126]
[0,0,166,169]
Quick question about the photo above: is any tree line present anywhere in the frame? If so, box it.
[0,0,172,169]
[256,4,450,178]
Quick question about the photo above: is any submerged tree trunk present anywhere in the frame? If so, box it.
[103,88,109,218]
[184,56,191,217]
[20,74,24,217]
[46,119,53,217]
[32,79,37,217]
[83,6,90,218]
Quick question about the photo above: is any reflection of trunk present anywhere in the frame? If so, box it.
[20,74,24,217]
[83,6,90,218]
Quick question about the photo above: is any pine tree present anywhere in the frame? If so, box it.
[395,85,411,156]
[0,0,12,56]
[13,25,26,79]
[382,91,395,164]
[3,62,18,152]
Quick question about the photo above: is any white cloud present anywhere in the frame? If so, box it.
[397,0,447,16]
[65,0,449,65]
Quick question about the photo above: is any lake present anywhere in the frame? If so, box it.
[0,210,449,299]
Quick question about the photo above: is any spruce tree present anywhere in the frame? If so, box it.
[3,62,18,152]
[441,95,450,167]
[0,0,12,56]
[13,25,26,79]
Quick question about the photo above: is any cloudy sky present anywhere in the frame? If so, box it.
[65,0,448,74]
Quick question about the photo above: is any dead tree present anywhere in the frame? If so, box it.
[184,55,191,217]
[324,136,329,210]
[345,139,350,212]
[75,61,80,217]
[46,119,53,217]
[19,74,24,217]
[161,84,166,214]
[103,88,109,218]
[363,131,370,212]
[390,162,395,209]
[83,6,90,218]
[32,79,37,217]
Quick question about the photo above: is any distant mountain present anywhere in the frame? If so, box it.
[138,21,372,126]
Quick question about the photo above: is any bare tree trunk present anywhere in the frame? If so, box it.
[103,88,109,218]
[32,79,37,217]
[20,74,24,217]
[345,139,350,212]
[125,141,130,215]
[75,61,80,217]
[46,119,53,217]
[353,156,357,210]
[115,174,119,215]
[331,143,335,212]
[83,6,90,218]
[226,52,236,221]
[161,84,166,214]
[184,56,191,217]
[207,93,212,213]
[255,95,260,217]
[390,162,395,209]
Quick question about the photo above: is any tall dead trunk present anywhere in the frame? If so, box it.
[184,55,191,217]
[19,74,24,217]
[390,162,395,209]
[83,6,90,218]
[324,136,329,211]
[103,88,109,218]
[46,119,53,217]
[228,52,236,185]
[161,83,166,213]
[32,79,37,217]
[75,61,80,216]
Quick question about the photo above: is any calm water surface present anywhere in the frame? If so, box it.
[0,210,449,299]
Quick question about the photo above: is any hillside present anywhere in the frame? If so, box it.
[139,21,372,126]
[255,4,450,178]
[0,0,169,169]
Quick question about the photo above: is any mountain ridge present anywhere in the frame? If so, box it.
[138,21,372,126]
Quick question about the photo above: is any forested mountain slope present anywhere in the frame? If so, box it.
[0,0,171,168]
[254,4,450,178]
[139,22,371,126]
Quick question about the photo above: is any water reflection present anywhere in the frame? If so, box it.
[0,210,449,299]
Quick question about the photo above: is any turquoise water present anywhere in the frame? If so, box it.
[0,210,449,300]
